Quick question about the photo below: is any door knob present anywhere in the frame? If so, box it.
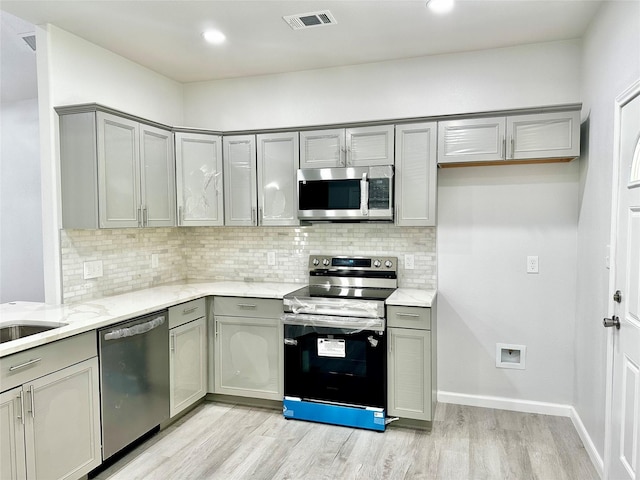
[603,316,620,329]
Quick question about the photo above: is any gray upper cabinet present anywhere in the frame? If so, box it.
[437,109,580,166]
[507,111,580,160]
[395,122,437,226]
[59,109,176,229]
[257,132,300,226]
[175,132,224,226]
[437,116,506,165]
[300,125,394,168]
[223,135,258,226]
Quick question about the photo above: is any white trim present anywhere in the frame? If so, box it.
[438,391,604,478]
[438,390,572,416]
[570,405,605,479]
[605,78,640,480]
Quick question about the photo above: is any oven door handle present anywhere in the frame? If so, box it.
[281,313,384,331]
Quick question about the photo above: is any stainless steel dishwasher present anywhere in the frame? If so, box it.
[98,310,169,460]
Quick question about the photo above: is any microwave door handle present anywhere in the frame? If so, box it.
[360,172,369,216]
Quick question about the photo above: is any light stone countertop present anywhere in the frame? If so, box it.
[386,288,437,308]
[0,282,435,358]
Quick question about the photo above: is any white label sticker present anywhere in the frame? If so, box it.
[317,338,346,358]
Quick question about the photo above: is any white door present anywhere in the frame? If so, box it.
[607,84,640,480]
[170,317,207,417]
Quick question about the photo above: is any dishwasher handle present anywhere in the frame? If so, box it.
[104,316,165,341]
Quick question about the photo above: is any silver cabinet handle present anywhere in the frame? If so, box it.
[170,333,175,352]
[178,206,183,226]
[346,146,352,166]
[259,207,263,226]
[251,208,256,225]
[501,136,506,159]
[182,306,198,315]
[143,206,148,226]
[215,320,218,338]
[237,303,257,309]
[137,207,142,227]
[29,385,35,418]
[18,390,25,425]
[396,313,420,318]
[9,358,42,371]
[509,137,514,159]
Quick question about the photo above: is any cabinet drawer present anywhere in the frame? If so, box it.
[214,296,283,319]
[0,331,97,392]
[387,306,431,330]
[169,297,206,329]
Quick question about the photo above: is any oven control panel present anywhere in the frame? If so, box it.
[308,255,397,271]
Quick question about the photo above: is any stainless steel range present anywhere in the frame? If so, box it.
[282,255,397,431]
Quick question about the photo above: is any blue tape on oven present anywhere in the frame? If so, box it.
[283,397,385,431]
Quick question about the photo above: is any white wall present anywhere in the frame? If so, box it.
[0,99,44,302]
[437,162,578,405]
[576,0,640,467]
[37,24,185,302]
[184,40,581,130]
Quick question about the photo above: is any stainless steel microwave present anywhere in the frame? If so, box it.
[297,165,393,222]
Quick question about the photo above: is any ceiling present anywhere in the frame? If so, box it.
[1,0,603,103]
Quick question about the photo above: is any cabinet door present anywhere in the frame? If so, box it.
[437,117,506,165]
[299,129,345,168]
[395,122,437,226]
[347,125,395,166]
[257,132,300,226]
[214,316,282,400]
[507,111,580,160]
[387,327,432,421]
[170,317,207,417]
[223,135,258,226]
[97,112,141,228]
[0,388,26,480]
[175,132,224,226]
[140,124,176,227]
[24,358,101,480]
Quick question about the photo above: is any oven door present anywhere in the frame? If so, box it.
[283,319,386,409]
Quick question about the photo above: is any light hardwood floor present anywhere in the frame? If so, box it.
[93,401,598,480]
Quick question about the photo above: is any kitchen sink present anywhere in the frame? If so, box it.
[0,321,68,344]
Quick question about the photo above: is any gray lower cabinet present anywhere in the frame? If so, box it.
[0,333,101,480]
[387,303,437,422]
[213,297,283,400]
[169,299,208,418]
[58,108,176,228]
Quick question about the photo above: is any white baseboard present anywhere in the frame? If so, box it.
[438,390,573,416]
[437,391,604,479]
[569,406,604,479]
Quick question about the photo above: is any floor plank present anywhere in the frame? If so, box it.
[92,401,599,480]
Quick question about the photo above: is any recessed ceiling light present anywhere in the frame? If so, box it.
[427,0,454,14]
[202,29,226,45]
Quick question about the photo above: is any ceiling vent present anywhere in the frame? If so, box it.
[283,10,337,30]
[20,34,36,51]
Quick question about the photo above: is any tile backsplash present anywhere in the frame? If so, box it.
[61,225,436,302]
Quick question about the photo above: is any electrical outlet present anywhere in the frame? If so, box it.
[151,253,159,268]
[527,255,539,274]
[83,260,103,279]
[267,251,276,266]
[404,254,415,270]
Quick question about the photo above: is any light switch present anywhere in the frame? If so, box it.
[83,260,103,279]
